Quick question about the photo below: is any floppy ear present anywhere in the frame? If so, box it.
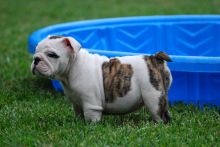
[63,37,81,53]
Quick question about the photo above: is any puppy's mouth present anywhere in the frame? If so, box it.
[32,61,54,78]
[32,65,46,77]
[32,66,43,76]
[32,66,36,75]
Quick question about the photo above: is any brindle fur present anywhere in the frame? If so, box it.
[102,58,133,103]
[144,51,172,123]
[49,35,63,39]
[158,95,170,124]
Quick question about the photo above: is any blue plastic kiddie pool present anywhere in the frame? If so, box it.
[28,15,220,107]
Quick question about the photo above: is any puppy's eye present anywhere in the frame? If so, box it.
[47,52,59,58]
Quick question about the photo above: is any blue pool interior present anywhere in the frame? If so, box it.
[28,15,220,107]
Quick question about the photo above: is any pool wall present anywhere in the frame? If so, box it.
[28,15,220,107]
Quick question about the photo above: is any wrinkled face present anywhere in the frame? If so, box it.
[31,35,81,79]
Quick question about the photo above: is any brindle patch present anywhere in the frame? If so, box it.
[144,51,171,93]
[102,58,133,103]
[144,51,172,123]
[49,35,63,39]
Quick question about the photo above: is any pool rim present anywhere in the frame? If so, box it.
[28,15,220,73]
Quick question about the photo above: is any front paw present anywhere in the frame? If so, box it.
[84,110,102,123]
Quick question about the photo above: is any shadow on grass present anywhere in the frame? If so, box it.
[100,108,153,127]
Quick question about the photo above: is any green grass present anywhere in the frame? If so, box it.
[0,0,220,146]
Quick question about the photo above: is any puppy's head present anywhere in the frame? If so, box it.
[31,35,81,79]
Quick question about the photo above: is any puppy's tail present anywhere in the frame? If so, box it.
[155,51,172,62]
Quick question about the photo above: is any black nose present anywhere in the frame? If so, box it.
[34,57,41,65]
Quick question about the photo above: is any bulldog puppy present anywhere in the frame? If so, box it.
[31,35,172,123]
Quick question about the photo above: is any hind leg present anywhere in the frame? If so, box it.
[142,90,162,122]
[142,90,170,123]
[158,94,171,123]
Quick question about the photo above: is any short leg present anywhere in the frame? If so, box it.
[142,90,162,122]
[158,95,171,124]
[84,109,102,122]
[142,90,170,123]
[83,103,103,122]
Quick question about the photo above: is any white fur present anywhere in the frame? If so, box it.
[31,36,172,122]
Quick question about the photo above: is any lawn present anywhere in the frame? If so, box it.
[0,0,220,146]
